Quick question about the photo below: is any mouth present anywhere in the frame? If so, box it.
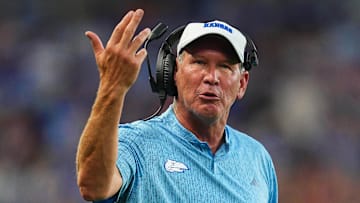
[198,91,220,101]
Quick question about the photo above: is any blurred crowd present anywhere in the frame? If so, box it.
[0,0,359,202]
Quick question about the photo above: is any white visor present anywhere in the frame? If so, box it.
[177,20,247,63]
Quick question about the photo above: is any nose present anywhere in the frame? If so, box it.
[203,66,219,85]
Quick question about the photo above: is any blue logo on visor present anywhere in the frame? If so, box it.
[203,22,233,33]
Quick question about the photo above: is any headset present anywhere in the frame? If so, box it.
[143,22,259,120]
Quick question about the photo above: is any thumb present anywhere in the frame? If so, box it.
[85,31,104,56]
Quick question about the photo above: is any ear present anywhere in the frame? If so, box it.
[174,57,180,82]
[236,71,250,100]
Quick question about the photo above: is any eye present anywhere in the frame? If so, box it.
[220,64,230,69]
[219,63,232,70]
[194,60,206,65]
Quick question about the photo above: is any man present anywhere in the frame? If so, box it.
[76,9,278,203]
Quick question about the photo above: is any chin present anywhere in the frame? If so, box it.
[194,106,221,120]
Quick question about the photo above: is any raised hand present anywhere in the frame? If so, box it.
[85,9,151,95]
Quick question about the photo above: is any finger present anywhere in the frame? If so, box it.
[107,10,134,47]
[135,48,148,65]
[118,9,144,47]
[128,28,151,53]
[85,31,104,56]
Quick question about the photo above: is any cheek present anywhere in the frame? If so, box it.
[177,75,196,96]
[175,68,197,88]
[175,70,201,103]
[223,78,241,100]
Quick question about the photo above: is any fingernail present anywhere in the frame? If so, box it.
[135,9,144,15]
[84,31,91,39]
[127,10,134,17]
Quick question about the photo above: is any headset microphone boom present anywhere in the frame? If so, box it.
[143,22,169,120]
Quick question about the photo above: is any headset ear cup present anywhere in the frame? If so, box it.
[243,52,251,71]
[243,35,259,71]
[163,54,177,96]
[156,49,177,96]
[154,25,185,97]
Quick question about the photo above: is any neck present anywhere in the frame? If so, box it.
[173,104,228,154]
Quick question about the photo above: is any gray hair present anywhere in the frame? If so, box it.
[177,50,246,73]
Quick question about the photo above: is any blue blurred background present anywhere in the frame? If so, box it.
[0,0,359,202]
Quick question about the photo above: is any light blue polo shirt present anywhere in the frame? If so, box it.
[103,105,277,203]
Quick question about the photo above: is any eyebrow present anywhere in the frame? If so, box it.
[189,52,239,65]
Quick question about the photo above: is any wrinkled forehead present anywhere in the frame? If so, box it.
[181,34,240,63]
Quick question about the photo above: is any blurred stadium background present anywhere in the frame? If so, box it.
[0,0,359,202]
